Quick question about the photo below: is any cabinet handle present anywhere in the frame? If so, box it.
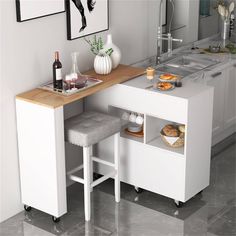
[211,72,222,78]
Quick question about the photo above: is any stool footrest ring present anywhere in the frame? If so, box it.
[92,156,115,167]
[67,164,84,176]
[91,171,116,188]
[68,174,84,184]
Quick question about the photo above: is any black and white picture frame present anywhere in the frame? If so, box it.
[16,0,65,22]
[66,0,109,40]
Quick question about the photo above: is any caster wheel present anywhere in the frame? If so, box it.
[134,186,143,194]
[24,205,32,212]
[174,200,184,208]
[52,216,60,223]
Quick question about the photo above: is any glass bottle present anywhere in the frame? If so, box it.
[53,51,62,90]
[70,52,82,80]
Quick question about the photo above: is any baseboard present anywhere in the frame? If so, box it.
[212,132,236,158]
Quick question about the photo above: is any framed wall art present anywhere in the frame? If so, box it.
[16,0,65,22]
[66,0,109,40]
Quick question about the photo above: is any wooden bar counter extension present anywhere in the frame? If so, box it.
[16,65,145,108]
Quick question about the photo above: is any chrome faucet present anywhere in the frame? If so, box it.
[156,0,183,65]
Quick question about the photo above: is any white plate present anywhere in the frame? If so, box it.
[128,124,142,133]
[159,74,181,83]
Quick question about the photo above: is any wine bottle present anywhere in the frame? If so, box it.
[53,51,62,90]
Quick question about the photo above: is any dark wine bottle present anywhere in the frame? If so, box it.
[53,51,62,91]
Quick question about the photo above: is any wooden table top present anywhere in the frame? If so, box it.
[16,64,145,109]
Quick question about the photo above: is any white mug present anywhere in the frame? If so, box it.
[121,111,130,121]
[129,112,137,123]
[136,114,144,125]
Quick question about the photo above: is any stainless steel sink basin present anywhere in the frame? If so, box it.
[154,54,220,78]
[166,55,216,69]
[155,65,193,77]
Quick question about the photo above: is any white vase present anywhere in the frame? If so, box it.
[103,34,121,69]
[94,53,112,75]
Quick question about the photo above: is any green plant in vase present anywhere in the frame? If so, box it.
[84,35,114,75]
[84,35,113,56]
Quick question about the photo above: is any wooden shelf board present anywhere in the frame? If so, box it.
[120,129,144,144]
[16,65,145,109]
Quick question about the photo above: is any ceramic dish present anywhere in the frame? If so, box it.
[153,82,175,92]
[159,73,180,83]
[127,124,143,133]
[209,46,221,53]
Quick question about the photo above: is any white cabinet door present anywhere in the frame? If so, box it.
[206,70,225,137]
[224,64,236,129]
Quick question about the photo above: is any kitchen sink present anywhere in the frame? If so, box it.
[154,65,193,77]
[154,54,220,78]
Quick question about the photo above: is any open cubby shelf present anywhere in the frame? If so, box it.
[109,105,186,156]
[147,136,184,156]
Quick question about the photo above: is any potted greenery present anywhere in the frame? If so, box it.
[84,35,113,75]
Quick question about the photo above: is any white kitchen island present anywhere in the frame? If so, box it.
[85,75,214,205]
[15,63,214,221]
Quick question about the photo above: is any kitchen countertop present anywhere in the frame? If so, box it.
[16,64,145,109]
[122,74,212,100]
[123,34,236,98]
[16,35,235,109]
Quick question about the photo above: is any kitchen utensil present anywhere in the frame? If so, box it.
[221,20,230,40]
[64,75,88,90]
[136,114,144,125]
[225,9,229,21]
[218,5,226,19]
[175,78,182,87]
[229,2,235,16]
[153,82,175,91]
[159,73,181,83]
[127,123,142,133]
[129,112,137,123]
[125,128,144,138]
[146,67,155,80]
[121,111,130,121]
[209,45,221,53]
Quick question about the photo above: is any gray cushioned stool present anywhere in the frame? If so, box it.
[65,111,121,221]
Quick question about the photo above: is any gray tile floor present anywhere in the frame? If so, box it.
[1,134,235,236]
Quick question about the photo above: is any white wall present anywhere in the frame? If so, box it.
[0,0,160,223]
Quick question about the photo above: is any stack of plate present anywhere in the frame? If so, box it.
[127,124,142,133]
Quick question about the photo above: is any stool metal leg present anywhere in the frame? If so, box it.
[83,146,91,221]
[90,146,93,192]
[114,132,120,203]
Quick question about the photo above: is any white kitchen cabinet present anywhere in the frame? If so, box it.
[224,63,236,129]
[85,77,214,204]
[204,62,236,145]
[205,70,225,138]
